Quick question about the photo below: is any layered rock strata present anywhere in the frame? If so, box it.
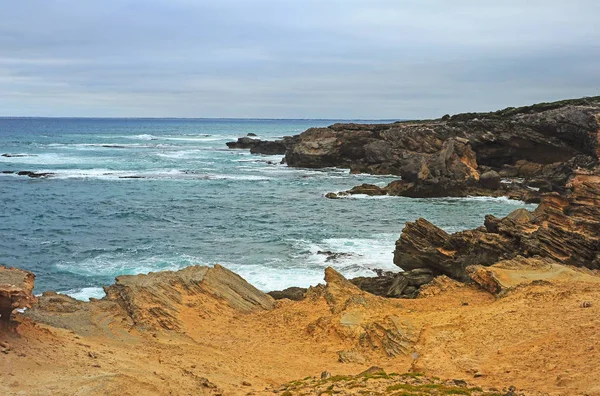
[394,171,600,283]
[288,97,600,197]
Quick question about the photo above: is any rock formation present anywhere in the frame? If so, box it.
[394,171,600,284]
[0,266,36,322]
[306,267,419,358]
[466,256,600,296]
[26,264,274,333]
[287,97,600,197]
[226,136,297,155]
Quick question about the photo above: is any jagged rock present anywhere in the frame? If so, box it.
[268,287,307,301]
[286,97,600,198]
[349,269,433,298]
[0,266,36,322]
[307,268,418,357]
[395,172,600,280]
[104,264,275,331]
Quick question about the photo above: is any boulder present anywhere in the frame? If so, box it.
[0,266,36,322]
[346,183,387,196]
[268,287,307,301]
[479,170,501,189]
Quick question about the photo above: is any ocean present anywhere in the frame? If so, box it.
[0,118,536,300]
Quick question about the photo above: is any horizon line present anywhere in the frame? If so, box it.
[0,116,403,121]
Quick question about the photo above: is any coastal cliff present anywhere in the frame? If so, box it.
[285,97,600,198]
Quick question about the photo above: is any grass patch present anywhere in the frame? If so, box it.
[386,383,476,395]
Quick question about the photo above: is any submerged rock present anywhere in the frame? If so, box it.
[0,266,36,322]
[15,171,55,178]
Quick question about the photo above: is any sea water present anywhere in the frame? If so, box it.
[0,118,536,300]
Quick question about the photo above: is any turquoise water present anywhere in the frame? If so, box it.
[0,118,536,299]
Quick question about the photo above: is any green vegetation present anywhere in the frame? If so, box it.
[386,383,479,395]
[448,96,600,122]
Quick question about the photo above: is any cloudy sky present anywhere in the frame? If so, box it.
[1,0,599,118]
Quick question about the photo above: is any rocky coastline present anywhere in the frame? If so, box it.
[2,97,600,395]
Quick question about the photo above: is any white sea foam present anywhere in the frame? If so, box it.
[60,287,106,301]
[26,168,271,181]
[55,253,203,277]
[290,234,400,274]
[0,153,92,165]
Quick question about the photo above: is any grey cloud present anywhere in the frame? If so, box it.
[0,0,599,118]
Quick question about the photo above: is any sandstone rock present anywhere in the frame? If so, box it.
[337,349,366,364]
[0,266,36,322]
[226,136,259,149]
[227,136,296,155]
[466,256,600,296]
[249,140,287,155]
[307,268,418,357]
[104,264,275,331]
[395,172,600,280]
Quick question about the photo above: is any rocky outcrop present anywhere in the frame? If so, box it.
[350,268,434,298]
[226,136,261,149]
[394,171,600,282]
[306,267,418,357]
[0,266,36,322]
[104,264,275,331]
[226,136,297,155]
[287,97,600,197]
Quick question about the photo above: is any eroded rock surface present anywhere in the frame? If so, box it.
[104,264,275,331]
[394,172,600,283]
[467,256,600,296]
[0,266,36,322]
[306,267,418,358]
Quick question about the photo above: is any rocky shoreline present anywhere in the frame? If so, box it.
[2,97,600,395]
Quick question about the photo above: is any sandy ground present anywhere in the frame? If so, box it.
[1,267,599,396]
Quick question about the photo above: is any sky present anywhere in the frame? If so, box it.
[1,0,599,119]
